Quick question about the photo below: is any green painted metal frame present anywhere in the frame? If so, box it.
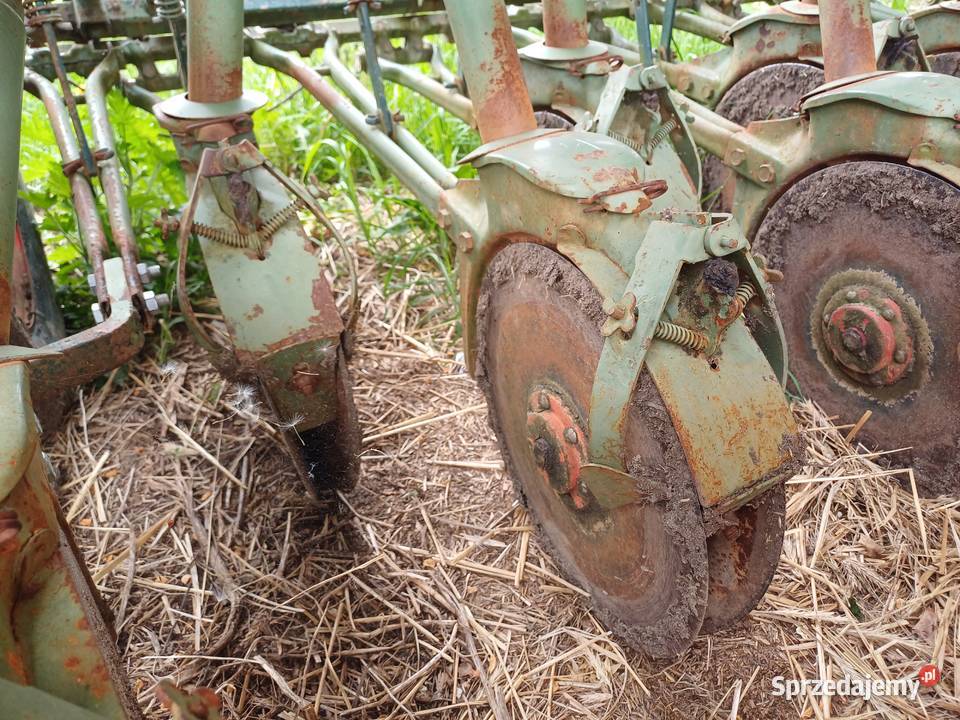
[253,0,799,514]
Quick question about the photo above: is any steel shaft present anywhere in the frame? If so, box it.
[443,0,537,143]
[543,0,590,49]
[187,0,245,103]
[819,0,877,82]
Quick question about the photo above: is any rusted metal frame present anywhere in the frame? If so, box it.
[23,70,112,315]
[29,255,144,402]
[444,0,538,144]
[31,5,99,179]
[647,1,730,44]
[682,81,960,238]
[543,0,591,49]
[379,56,475,125]
[154,0,189,87]
[662,12,823,106]
[86,48,147,314]
[0,0,24,344]
[819,0,876,82]
[321,33,458,188]
[186,0,244,103]
[0,356,142,719]
[908,1,960,55]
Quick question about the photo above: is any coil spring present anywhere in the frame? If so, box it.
[191,198,306,250]
[607,130,644,156]
[654,321,708,352]
[643,118,678,161]
[731,282,758,316]
[155,0,184,20]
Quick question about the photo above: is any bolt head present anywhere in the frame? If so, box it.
[538,392,551,411]
[881,307,896,321]
[845,290,858,302]
[894,349,907,364]
[91,303,105,324]
[563,427,578,444]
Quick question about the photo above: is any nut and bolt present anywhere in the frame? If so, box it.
[137,262,163,283]
[143,291,171,314]
[756,164,775,183]
[91,303,105,324]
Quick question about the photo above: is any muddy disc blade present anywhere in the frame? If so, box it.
[753,162,960,496]
[702,63,824,212]
[930,51,960,77]
[702,484,785,633]
[283,349,361,501]
[478,244,709,658]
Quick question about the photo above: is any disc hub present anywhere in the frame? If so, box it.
[818,279,920,388]
[526,390,589,511]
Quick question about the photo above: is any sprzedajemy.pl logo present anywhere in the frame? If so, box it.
[771,665,941,701]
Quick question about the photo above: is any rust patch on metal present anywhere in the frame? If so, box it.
[542,0,590,49]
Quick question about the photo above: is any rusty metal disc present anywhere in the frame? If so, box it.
[285,348,361,501]
[702,484,785,632]
[477,243,709,658]
[702,63,824,212]
[929,51,960,77]
[753,162,960,497]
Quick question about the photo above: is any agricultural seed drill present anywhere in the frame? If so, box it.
[262,0,803,656]
[388,0,960,498]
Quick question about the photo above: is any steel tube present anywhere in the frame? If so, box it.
[443,0,537,143]
[819,0,876,82]
[24,70,111,311]
[0,0,24,344]
[379,58,475,126]
[543,0,590,49]
[322,35,458,189]
[87,50,143,301]
[187,0,245,102]
[648,2,729,44]
[247,40,444,213]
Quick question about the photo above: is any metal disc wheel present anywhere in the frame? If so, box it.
[702,483,785,632]
[753,162,960,496]
[286,348,361,500]
[929,51,960,78]
[702,63,824,212]
[477,243,710,657]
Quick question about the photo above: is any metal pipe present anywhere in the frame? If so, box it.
[247,39,445,213]
[187,0,245,102]
[379,58,475,126]
[647,2,729,44]
[543,0,590,49]
[634,0,655,66]
[443,0,537,143]
[24,70,111,312]
[0,0,24,344]
[87,50,144,302]
[321,35,458,189]
[819,0,876,82]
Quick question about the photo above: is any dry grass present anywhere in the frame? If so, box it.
[47,255,958,719]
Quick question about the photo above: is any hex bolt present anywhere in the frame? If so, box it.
[143,291,171,314]
[538,392,551,411]
[881,307,896,321]
[563,427,578,444]
[365,113,380,126]
[87,273,97,289]
[822,312,831,325]
[137,262,163,283]
[756,164,775,183]
[91,303,105,324]
[845,290,858,302]
[894,349,907,364]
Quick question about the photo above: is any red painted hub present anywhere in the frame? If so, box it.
[821,285,916,387]
[526,390,589,511]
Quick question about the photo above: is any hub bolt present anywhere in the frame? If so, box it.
[845,290,858,301]
[842,329,865,352]
[894,349,907,364]
[538,392,551,411]
[563,427,578,444]
[882,307,896,321]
